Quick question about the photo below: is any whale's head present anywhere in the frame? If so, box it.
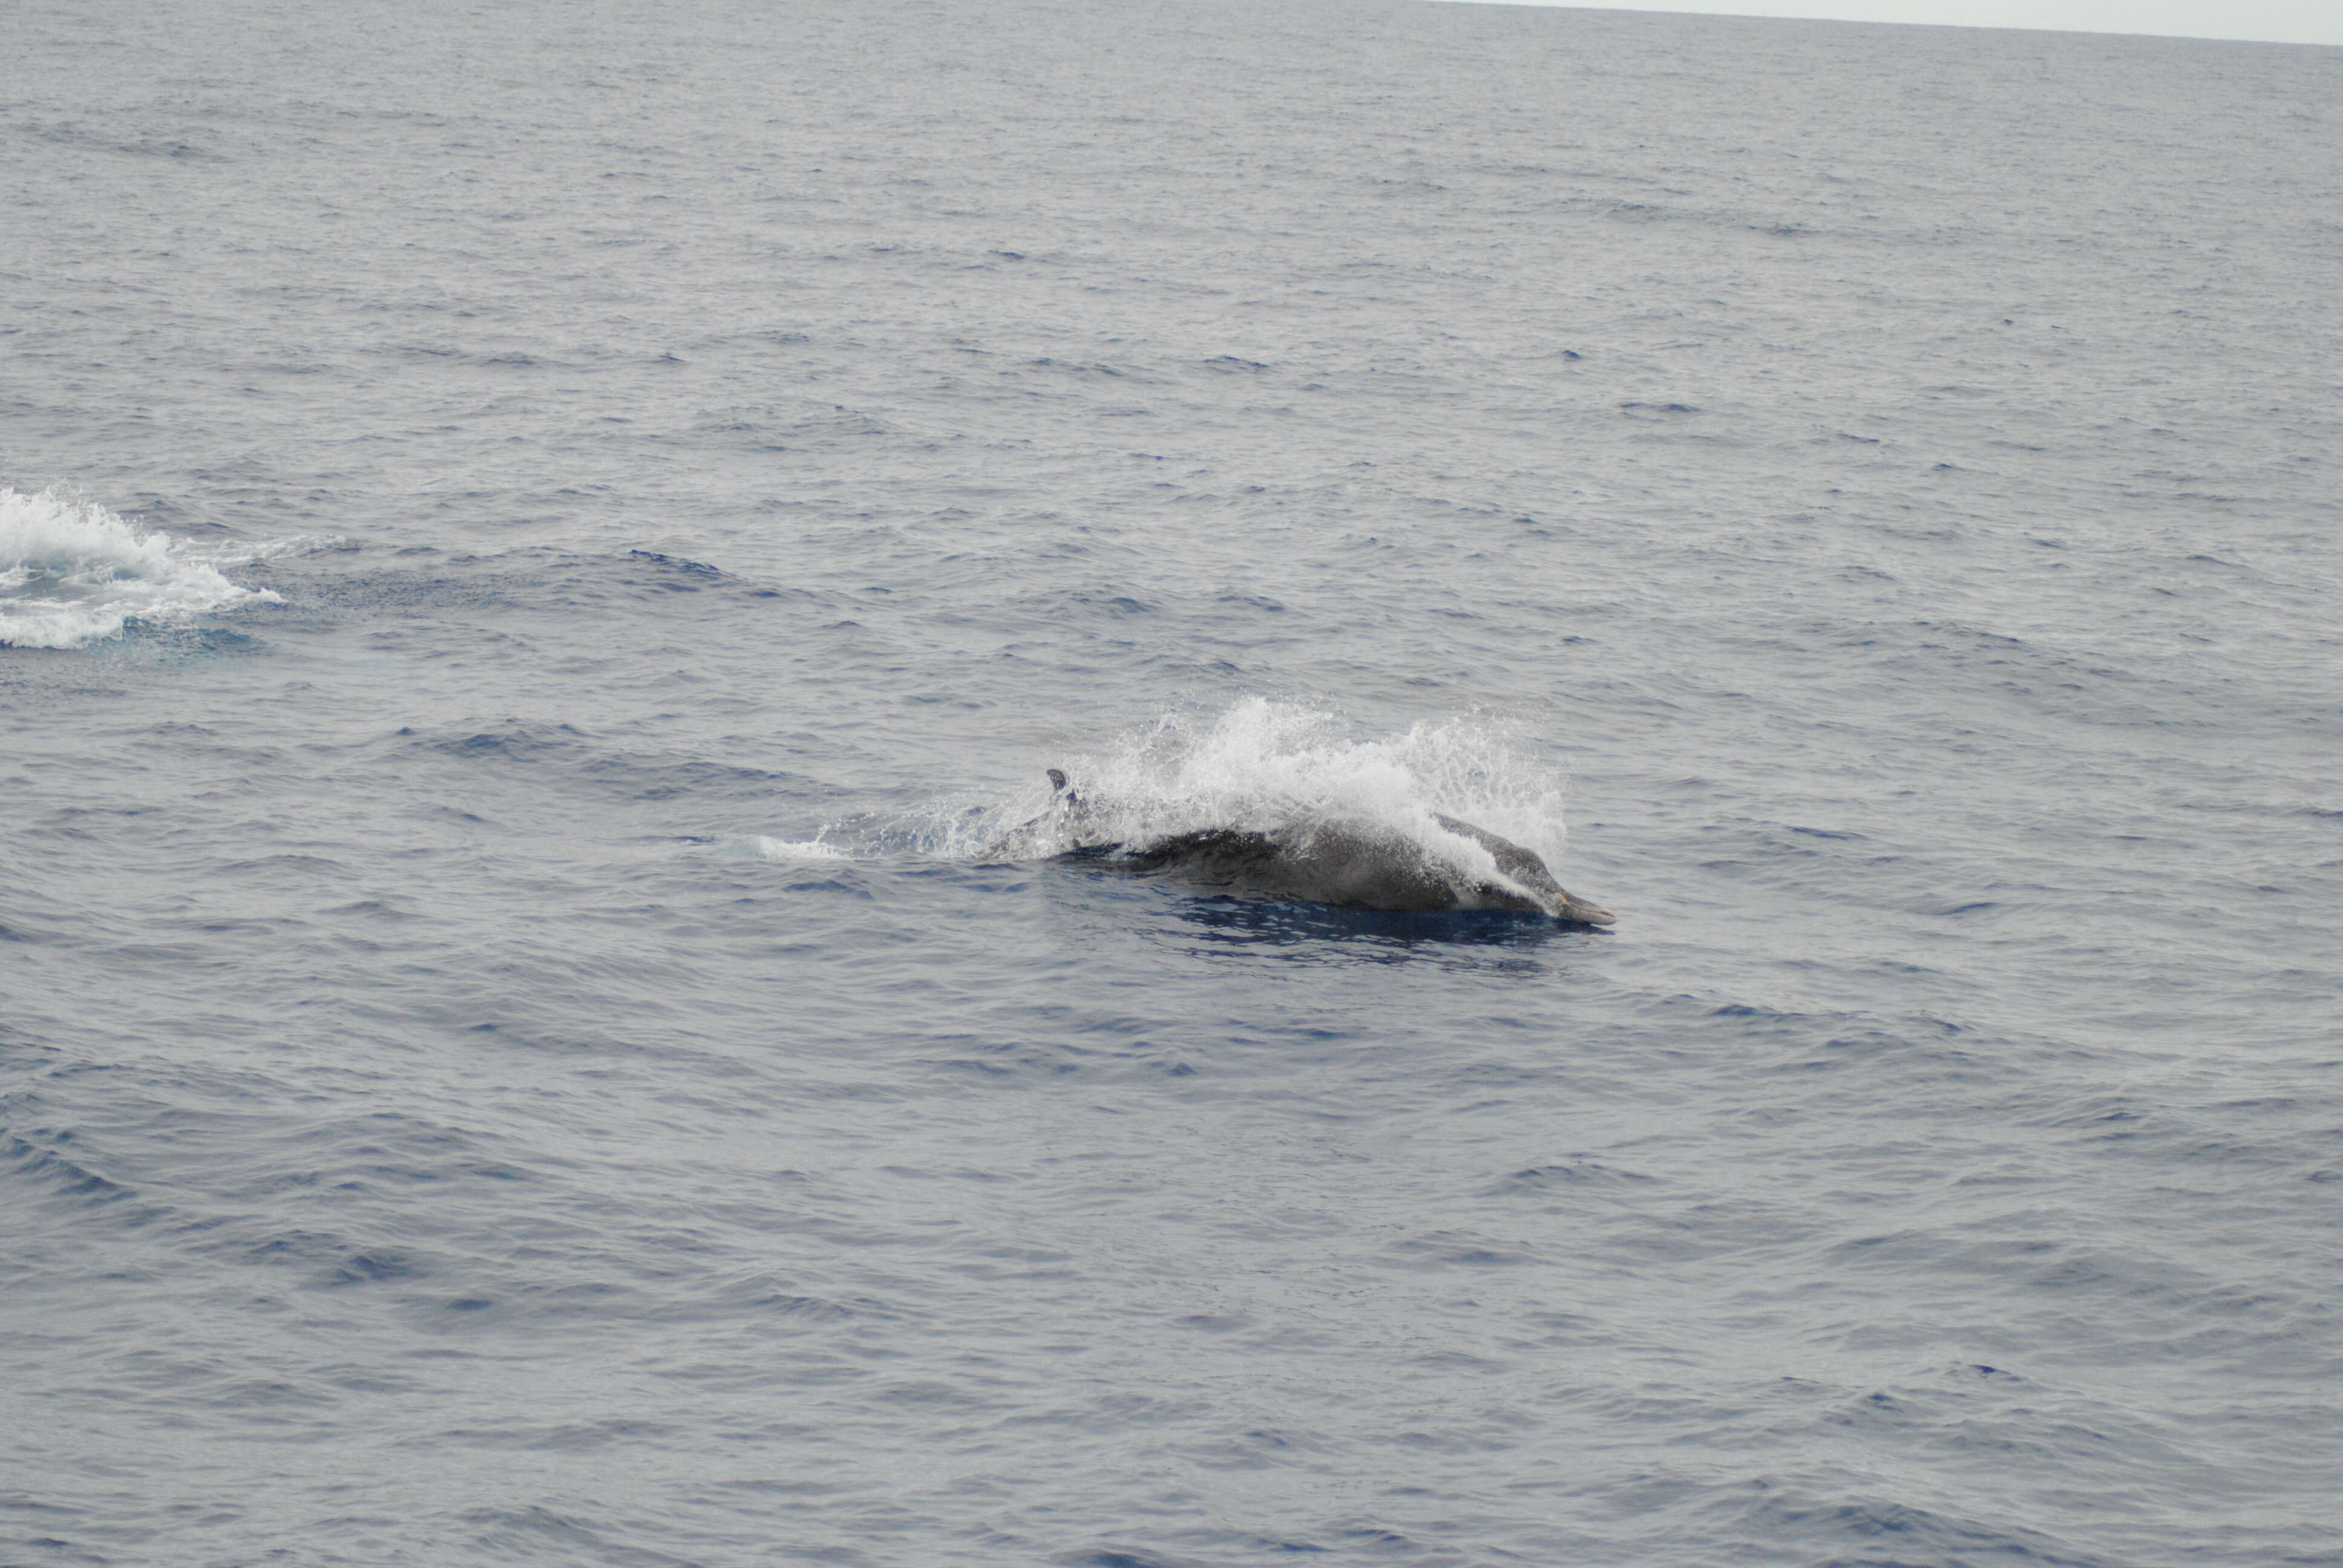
[1429,812,1614,926]
[1550,892,1616,927]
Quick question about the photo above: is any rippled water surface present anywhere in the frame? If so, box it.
[5,2,2341,1564]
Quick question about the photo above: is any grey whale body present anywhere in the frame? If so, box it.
[1026,772,1614,926]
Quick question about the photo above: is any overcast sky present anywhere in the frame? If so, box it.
[1457,0,2343,48]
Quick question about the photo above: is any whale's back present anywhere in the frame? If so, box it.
[1027,770,1614,924]
[1119,822,1471,912]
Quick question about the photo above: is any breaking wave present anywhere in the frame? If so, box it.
[0,486,282,649]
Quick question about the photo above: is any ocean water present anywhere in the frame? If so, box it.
[4,1,2340,1563]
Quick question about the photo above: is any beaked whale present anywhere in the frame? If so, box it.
[1013,770,1615,926]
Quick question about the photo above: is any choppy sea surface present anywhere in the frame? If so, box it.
[5,2,2341,1564]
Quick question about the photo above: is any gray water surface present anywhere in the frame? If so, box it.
[4,2,2341,1564]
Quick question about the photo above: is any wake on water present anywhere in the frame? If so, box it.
[0,486,283,649]
[0,498,1593,921]
[0,497,1591,920]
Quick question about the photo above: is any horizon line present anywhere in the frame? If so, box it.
[1418,0,2343,50]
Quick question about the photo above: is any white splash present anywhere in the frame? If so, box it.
[0,486,282,649]
[923,697,1576,874]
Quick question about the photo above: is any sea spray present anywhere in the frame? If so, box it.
[0,486,279,648]
[831,699,1578,881]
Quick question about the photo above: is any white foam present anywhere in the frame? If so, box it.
[756,835,854,862]
[188,533,346,567]
[0,486,283,649]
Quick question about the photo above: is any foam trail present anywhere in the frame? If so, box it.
[757,835,853,862]
[0,486,280,649]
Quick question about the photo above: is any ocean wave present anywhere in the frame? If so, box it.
[0,486,284,649]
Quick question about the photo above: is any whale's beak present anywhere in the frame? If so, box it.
[1555,896,1615,926]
